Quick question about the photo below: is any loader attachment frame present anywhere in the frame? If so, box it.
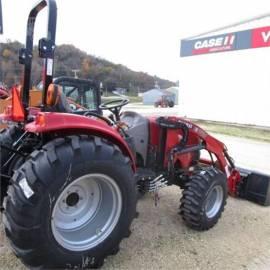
[237,168,270,206]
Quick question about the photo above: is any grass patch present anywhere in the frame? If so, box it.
[101,95,142,104]
[127,96,142,103]
[193,120,270,143]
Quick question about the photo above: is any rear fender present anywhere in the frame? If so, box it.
[25,112,136,170]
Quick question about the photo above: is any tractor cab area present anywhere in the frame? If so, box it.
[37,77,102,114]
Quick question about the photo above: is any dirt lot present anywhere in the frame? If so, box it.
[1,185,270,270]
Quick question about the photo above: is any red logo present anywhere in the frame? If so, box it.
[192,35,235,55]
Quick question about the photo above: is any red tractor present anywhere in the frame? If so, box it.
[0,1,269,269]
[154,95,175,107]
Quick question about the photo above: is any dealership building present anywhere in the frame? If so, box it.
[180,15,270,127]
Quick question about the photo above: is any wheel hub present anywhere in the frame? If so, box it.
[205,185,224,219]
[66,192,80,207]
[51,174,122,251]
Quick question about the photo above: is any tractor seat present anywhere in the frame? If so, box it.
[46,84,73,113]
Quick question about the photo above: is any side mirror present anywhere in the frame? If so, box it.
[0,0,3,34]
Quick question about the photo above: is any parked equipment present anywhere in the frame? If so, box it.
[0,1,269,269]
[154,95,175,107]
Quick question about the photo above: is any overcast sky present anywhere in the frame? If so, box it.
[1,0,270,81]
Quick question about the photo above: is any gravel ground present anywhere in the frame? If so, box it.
[1,186,270,270]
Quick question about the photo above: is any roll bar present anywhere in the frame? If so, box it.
[19,0,57,110]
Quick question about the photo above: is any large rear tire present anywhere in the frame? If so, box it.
[3,135,137,269]
[179,167,227,231]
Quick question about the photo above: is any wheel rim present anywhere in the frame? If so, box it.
[205,185,223,219]
[51,173,122,251]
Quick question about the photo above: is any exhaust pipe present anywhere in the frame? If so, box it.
[237,168,270,206]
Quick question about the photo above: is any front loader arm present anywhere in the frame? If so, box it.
[186,121,270,204]
[201,133,242,196]
[165,117,242,196]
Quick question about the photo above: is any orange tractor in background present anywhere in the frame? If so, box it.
[154,95,175,107]
[0,85,40,106]
[0,85,41,128]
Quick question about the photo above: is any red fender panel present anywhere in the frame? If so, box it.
[25,112,136,170]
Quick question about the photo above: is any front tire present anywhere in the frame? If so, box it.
[3,135,137,269]
[179,167,227,231]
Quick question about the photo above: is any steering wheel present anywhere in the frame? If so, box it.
[99,98,129,121]
[83,111,114,126]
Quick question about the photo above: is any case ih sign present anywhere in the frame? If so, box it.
[181,26,270,57]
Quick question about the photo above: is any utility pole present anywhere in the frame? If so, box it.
[72,69,80,78]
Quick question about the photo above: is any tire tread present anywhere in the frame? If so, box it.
[3,135,136,269]
[179,167,227,231]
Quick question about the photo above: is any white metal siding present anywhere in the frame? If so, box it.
[180,18,270,127]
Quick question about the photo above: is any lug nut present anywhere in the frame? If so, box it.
[96,228,102,235]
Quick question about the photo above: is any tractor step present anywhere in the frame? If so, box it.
[238,168,270,206]
[136,169,168,193]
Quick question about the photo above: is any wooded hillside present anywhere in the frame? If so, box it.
[0,41,174,93]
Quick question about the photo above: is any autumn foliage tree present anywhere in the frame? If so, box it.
[0,41,174,93]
